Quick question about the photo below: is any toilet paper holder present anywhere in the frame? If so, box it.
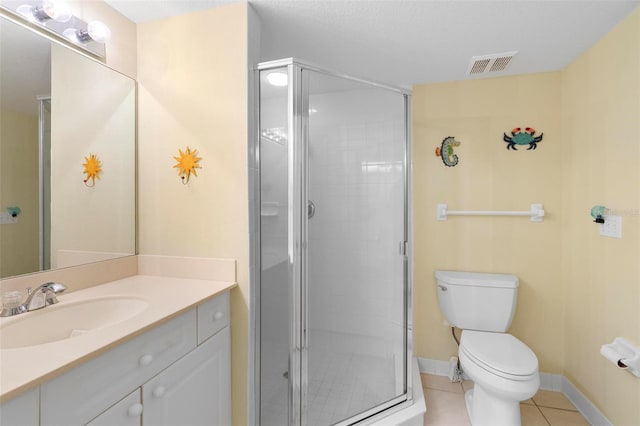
[600,337,640,378]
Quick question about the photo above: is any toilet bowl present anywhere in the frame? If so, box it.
[459,330,539,426]
[434,270,540,426]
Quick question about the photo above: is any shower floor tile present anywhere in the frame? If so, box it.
[260,331,402,426]
[307,351,397,426]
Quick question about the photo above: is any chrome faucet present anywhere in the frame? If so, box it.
[22,282,67,311]
[0,282,67,317]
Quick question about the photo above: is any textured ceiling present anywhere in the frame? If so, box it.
[106,0,640,87]
[104,0,238,23]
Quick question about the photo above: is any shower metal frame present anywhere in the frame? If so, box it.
[250,58,414,426]
[37,96,51,271]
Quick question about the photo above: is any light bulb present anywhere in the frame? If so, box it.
[87,21,111,43]
[41,0,72,22]
[65,21,111,44]
[16,5,38,22]
[62,27,80,43]
[19,0,73,23]
[266,72,288,87]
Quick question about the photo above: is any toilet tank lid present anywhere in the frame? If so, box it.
[435,270,519,288]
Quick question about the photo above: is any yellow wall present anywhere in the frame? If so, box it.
[413,8,640,424]
[0,109,39,278]
[136,3,249,424]
[561,8,640,425]
[412,73,565,374]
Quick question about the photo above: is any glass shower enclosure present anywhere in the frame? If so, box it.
[254,59,411,426]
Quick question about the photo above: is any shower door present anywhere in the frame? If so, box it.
[258,60,409,426]
[303,69,408,426]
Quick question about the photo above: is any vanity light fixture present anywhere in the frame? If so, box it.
[0,0,109,58]
[266,72,288,87]
[63,20,111,44]
[16,0,72,23]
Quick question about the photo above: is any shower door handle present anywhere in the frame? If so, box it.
[308,200,315,219]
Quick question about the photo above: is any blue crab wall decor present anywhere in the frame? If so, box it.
[435,136,461,167]
[503,127,543,150]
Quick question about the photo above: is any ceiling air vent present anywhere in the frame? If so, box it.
[467,51,518,76]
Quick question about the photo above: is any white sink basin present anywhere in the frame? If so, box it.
[0,296,149,349]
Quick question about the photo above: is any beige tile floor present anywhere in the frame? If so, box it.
[421,374,590,426]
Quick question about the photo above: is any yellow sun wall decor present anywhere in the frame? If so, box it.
[173,146,202,183]
[82,153,102,187]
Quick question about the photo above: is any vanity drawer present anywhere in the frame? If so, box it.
[41,309,197,426]
[197,291,229,344]
[86,389,141,426]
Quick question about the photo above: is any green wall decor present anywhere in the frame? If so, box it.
[435,136,461,167]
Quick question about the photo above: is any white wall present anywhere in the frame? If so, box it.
[50,44,136,269]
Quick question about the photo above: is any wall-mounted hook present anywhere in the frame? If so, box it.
[591,205,608,223]
[6,207,21,217]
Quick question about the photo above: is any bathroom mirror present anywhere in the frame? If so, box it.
[0,16,136,279]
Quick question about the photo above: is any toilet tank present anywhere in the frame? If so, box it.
[435,271,519,332]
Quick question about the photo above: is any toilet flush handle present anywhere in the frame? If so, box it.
[437,285,448,292]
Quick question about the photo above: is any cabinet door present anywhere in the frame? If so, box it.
[143,327,230,426]
[0,387,39,426]
[86,389,141,426]
[42,309,196,426]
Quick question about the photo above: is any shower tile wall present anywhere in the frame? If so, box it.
[308,88,405,355]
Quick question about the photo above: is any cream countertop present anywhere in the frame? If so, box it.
[0,275,236,402]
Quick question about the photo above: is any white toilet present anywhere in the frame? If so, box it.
[435,270,539,426]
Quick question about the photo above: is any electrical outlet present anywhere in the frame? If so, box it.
[600,215,622,238]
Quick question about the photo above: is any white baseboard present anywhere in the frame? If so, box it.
[417,357,451,376]
[561,376,612,426]
[539,372,563,391]
[417,357,611,426]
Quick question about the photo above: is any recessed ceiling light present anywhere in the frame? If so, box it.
[266,72,288,87]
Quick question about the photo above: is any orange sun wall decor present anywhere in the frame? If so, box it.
[173,146,202,183]
[82,153,102,187]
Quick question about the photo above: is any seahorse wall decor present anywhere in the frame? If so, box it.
[435,136,461,167]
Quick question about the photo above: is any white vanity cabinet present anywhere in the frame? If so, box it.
[0,387,39,426]
[3,291,231,426]
[142,327,230,425]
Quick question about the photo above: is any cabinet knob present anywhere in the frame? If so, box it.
[139,354,153,366]
[153,386,166,398]
[213,311,224,321]
[127,403,143,417]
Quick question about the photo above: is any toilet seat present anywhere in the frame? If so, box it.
[460,330,538,381]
